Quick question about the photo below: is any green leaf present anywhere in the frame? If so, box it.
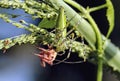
[38,18,56,29]
[106,0,114,38]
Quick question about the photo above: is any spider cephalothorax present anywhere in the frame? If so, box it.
[35,45,57,67]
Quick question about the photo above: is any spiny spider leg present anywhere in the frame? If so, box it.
[66,27,75,36]
[54,47,72,65]
[54,43,85,64]
[55,59,84,64]
[36,47,47,52]
[54,34,85,64]
[81,36,86,61]
[57,51,65,56]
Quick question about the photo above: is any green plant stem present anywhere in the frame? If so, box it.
[84,14,104,75]
[64,0,107,13]
[88,4,107,12]
[64,0,85,13]
[97,58,103,81]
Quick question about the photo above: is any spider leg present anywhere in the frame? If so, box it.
[57,51,65,56]
[55,59,84,64]
[54,47,85,64]
[34,53,43,57]
[35,53,53,66]
[54,34,82,65]
[54,47,72,65]
[42,58,53,65]
[40,60,46,67]
[3,48,7,53]
[36,47,47,52]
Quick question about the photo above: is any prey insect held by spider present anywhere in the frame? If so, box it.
[34,45,57,67]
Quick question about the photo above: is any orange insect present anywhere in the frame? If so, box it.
[35,45,57,67]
